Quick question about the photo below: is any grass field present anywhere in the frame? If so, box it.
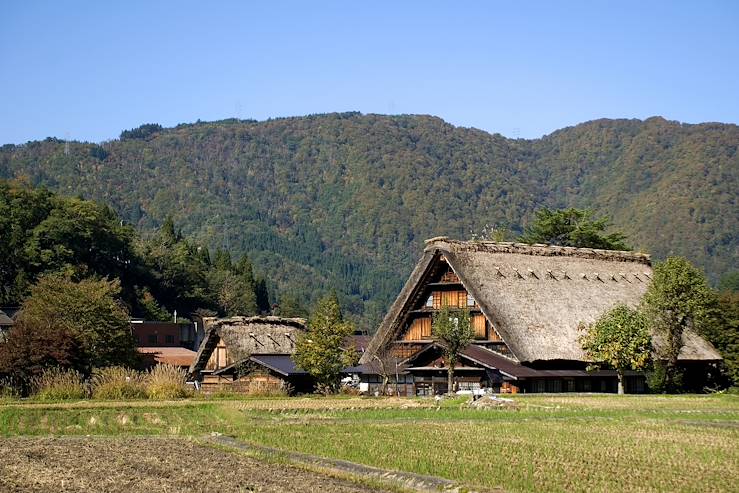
[1,394,738,492]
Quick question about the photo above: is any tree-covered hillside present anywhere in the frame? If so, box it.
[1,113,737,328]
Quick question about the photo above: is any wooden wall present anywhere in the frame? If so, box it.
[205,339,230,370]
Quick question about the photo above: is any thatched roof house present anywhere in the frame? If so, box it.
[189,316,311,394]
[357,237,720,395]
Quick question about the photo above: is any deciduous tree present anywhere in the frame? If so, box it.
[432,306,474,394]
[642,257,717,391]
[579,304,652,394]
[17,274,137,372]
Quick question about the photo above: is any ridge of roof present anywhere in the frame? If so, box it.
[424,237,651,265]
[201,315,307,328]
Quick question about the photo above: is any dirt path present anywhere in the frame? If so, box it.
[0,437,393,492]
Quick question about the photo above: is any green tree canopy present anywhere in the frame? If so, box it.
[579,304,652,394]
[432,306,474,394]
[520,208,629,250]
[642,257,718,391]
[293,293,357,393]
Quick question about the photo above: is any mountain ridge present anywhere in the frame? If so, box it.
[1,113,736,328]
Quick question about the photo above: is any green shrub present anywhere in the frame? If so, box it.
[31,367,86,400]
[145,364,192,399]
[91,366,146,399]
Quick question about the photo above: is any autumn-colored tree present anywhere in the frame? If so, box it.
[0,321,82,395]
[432,306,474,394]
[17,274,137,372]
[579,304,652,394]
[293,293,357,393]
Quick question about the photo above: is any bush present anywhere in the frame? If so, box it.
[145,364,192,399]
[31,367,86,400]
[91,366,146,399]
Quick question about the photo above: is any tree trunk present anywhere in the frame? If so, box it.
[447,364,454,395]
[380,375,389,396]
[617,369,625,395]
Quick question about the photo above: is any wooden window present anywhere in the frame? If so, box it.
[405,317,432,340]
[148,334,157,345]
[467,293,475,307]
[472,314,487,339]
[165,334,175,344]
[456,291,466,308]
[425,295,433,308]
[432,292,442,309]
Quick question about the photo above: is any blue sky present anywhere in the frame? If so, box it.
[1,1,738,143]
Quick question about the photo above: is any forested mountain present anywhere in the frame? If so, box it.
[1,113,737,329]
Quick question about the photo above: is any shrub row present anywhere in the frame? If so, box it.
[27,365,192,401]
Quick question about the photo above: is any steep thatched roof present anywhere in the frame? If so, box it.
[189,316,306,376]
[361,238,721,364]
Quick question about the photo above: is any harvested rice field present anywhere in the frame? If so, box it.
[0,437,395,493]
[1,394,737,492]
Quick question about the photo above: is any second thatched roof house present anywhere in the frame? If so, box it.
[189,316,312,394]
[357,237,721,395]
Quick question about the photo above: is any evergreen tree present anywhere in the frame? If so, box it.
[520,208,629,250]
[293,293,357,393]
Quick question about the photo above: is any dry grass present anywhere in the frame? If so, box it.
[31,368,86,401]
[145,364,192,399]
[91,366,147,400]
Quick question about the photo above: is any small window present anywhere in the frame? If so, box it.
[148,334,157,344]
[165,335,175,344]
[467,293,475,307]
[425,295,433,308]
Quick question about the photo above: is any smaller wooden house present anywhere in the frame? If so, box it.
[188,316,311,394]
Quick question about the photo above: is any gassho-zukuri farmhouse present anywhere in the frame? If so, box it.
[188,237,722,395]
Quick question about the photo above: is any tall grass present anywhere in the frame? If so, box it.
[145,364,192,399]
[91,367,147,399]
[0,376,20,399]
[242,380,291,397]
[31,367,86,400]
